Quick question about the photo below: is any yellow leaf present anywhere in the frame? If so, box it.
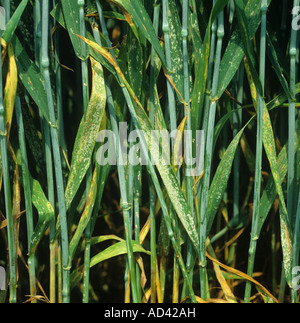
[206,251,279,303]
[4,42,18,138]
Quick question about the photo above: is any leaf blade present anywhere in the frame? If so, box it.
[64,58,106,211]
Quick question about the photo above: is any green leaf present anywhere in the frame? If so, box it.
[90,240,150,268]
[234,0,263,96]
[64,58,106,211]
[2,0,29,43]
[168,0,184,99]
[50,2,65,28]
[30,179,55,255]
[127,29,143,101]
[257,145,288,236]
[51,4,120,83]
[244,56,293,287]
[188,0,202,65]
[207,117,255,233]
[80,235,124,252]
[266,32,292,101]
[69,167,98,261]
[11,35,49,121]
[60,0,87,60]
[191,0,229,133]
[267,83,300,111]
[106,0,168,70]
[262,103,293,285]
[216,0,265,99]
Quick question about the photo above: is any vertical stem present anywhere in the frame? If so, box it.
[78,0,93,304]
[149,1,160,126]
[2,1,17,302]
[162,0,177,138]
[105,84,138,303]
[34,0,42,65]
[149,182,157,303]
[0,41,16,304]
[78,0,89,114]
[291,0,300,304]
[134,165,142,302]
[292,189,300,302]
[41,0,70,303]
[288,0,299,229]
[197,1,217,216]
[36,0,56,303]
[149,1,160,303]
[199,8,224,300]
[232,64,244,227]
[163,0,184,301]
[181,0,195,299]
[83,215,92,303]
[244,0,267,303]
[53,0,67,165]
[4,0,9,23]
[15,97,37,302]
[96,8,139,302]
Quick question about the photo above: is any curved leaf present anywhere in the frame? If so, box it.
[30,179,55,255]
[69,167,98,261]
[105,0,168,70]
[64,58,106,211]
[11,35,49,121]
[60,0,87,60]
[207,117,255,233]
[90,240,150,267]
[2,0,29,44]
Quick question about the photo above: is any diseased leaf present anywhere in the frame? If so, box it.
[244,56,293,287]
[60,0,87,60]
[127,29,143,101]
[3,42,17,138]
[65,58,106,211]
[168,0,184,100]
[106,0,168,70]
[257,145,288,236]
[207,117,255,233]
[30,179,55,255]
[191,0,229,134]
[11,35,49,121]
[69,167,98,261]
[216,0,264,99]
